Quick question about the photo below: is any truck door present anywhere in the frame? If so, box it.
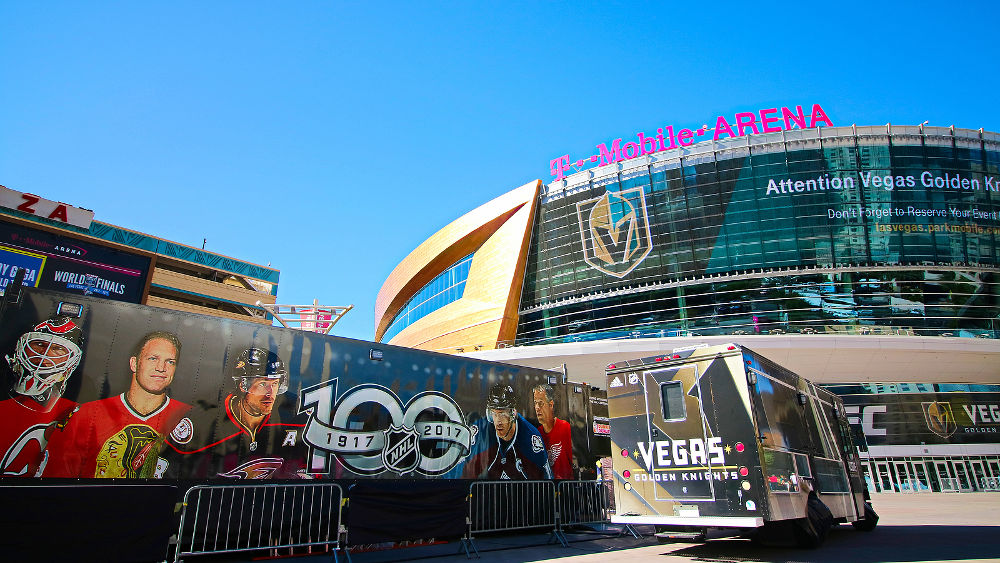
[640,365,720,502]
[564,382,589,478]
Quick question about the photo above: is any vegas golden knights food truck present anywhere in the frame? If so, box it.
[606,344,877,546]
[0,281,607,560]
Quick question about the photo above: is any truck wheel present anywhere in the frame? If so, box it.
[851,501,879,532]
[793,491,833,548]
[794,516,826,548]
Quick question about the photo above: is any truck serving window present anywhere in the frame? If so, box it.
[762,449,801,493]
[660,381,686,421]
[814,457,851,493]
[794,453,812,479]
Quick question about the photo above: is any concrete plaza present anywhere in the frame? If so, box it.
[349,492,1000,563]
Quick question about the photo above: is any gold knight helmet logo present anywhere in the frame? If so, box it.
[576,188,652,278]
[921,401,958,439]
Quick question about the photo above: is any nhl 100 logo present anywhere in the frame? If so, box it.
[298,379,478,476]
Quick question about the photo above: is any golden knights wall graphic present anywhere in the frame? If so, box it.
[843,393,1000,446]
[575,188,652,278]
[0,286,605,481]
[922,401,958,439]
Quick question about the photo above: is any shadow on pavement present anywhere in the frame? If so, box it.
[351,528,656,563]
[197,523,1000,563]
[670,524,1000,563]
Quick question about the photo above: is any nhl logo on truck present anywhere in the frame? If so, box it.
[922,401,958,438]
[575,188,652,278]
[382,425,420,475]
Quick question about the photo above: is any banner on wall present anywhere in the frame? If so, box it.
[0,221,150,302]
[842,393,1000,447]
[0,288,594,481]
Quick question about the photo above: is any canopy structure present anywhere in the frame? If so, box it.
[257,298,353,334]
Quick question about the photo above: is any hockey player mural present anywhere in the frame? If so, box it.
[162,347,310,479]
[464,383,552,480]
[0,316,84,476]
[532,384,574,479]
[43,331,191,478]
[0,286,605,483]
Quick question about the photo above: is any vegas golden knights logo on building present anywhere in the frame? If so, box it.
[921,401,958,438]
[576,188,652,278]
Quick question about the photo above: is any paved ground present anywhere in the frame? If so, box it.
[209,493,1000,563]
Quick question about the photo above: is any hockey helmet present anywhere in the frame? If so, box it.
[486,383,516,422]
[7,317,84,411]
[231,347,288,394]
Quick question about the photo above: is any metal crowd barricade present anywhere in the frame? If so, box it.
[556,480,609,531]
[172,482,349,563]
[557,479,639,539]
[461,480,560,558]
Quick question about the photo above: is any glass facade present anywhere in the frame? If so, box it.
[383,253,474,342]
[516,126,1000,344]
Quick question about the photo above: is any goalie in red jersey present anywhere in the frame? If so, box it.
[0,316,84,477]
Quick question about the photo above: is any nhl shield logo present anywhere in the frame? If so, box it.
[576,188,652,278]
[381,425,420,475]
[922,401,957,438]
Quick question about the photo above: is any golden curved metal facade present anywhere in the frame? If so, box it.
[374,180,540,351]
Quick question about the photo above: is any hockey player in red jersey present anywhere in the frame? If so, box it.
[532,384,574,479]
[161,347,310,479]
[0,316,84,477]
[43,331,190,478]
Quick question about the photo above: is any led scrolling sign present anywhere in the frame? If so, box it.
[549,104,834,181]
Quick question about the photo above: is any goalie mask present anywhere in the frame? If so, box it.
[231,348,288,394]
[7,317,84,412]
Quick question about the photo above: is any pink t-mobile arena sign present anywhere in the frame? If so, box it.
[550,104,833,181]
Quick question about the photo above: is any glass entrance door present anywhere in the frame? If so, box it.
[875,461,894,492]
[987,459,1000,491]
[926,458,942,491]
[935,460,957,492]
[969,460,987,491]
[893,461,915,492]
[861,461,876,492]
[953,461,973,491]
[910,460,931,492]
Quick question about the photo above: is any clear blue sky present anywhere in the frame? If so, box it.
[2,1,998,341]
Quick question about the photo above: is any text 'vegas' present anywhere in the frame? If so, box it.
[636,437,724,469]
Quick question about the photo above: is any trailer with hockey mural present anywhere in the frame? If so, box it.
[0,280,607,484]
[606,343,877,547]
[0,278,617,560]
